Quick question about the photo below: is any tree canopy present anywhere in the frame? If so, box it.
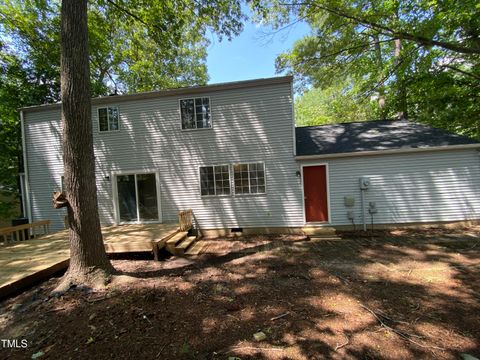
[252,0,480,137]
[0,0,244,220]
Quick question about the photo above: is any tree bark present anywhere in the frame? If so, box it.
[394,39,408,119]
[57,0,114,292]
[373,33,386,118]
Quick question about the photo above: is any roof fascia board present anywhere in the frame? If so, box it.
[295,143,480,160]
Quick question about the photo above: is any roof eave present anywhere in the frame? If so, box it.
[295,143,480,160]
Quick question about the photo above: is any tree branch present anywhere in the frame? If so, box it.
[309,38,396,63]
[363,45,420,101]
[104,0,167,33]
[441,64,480,80]
[280,2,480,55]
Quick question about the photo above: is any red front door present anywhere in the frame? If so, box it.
[303,165,329,222]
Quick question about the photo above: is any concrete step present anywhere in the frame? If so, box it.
[166,231,188,253]
[174,236,197,255]
[302,226,337,236]
[309,236,343,242]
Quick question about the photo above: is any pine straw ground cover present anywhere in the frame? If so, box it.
[1,226,479,360]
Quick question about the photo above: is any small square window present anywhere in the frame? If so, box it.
[98,107,119,132]
[180,97,211,129]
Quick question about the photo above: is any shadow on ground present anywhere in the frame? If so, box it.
[1,229,479,360]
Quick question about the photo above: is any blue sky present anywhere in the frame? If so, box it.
[206,14,310,84]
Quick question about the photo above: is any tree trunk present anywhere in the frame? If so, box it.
[56,0,115,292]
[373,33,386,118]
[394,39,408,119]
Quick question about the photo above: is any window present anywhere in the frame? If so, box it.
[98,107,119,132]
[233,163,266,195]
[180,97,211,129]
[200,165,230,196]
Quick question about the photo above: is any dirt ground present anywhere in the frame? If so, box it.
[1,226,479,360]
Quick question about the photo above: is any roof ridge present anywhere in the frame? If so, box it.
[295,118,405,129]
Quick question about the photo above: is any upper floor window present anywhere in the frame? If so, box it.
[98,107,119,132]
[180,97,211,129]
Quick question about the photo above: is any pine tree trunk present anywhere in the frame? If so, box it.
[56,0,114,292]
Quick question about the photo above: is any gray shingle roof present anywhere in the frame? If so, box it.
[296,119,479,157]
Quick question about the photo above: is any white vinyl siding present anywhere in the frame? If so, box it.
[301,149,480,226]
[22,109,66,230]
[23,81,303,231]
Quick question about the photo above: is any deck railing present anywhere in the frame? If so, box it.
[178,209,193,231]
[0,220,51,244]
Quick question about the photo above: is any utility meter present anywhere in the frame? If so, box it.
[344,196,355,207]
[369,202,378,214]
[359,176,371,190]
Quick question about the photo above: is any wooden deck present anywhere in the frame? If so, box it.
[0,223,178,299]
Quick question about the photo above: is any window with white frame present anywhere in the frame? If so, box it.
[180,97,211,129]
[98,107,119,132]
[200,165,230,196]
[233,163,266,195]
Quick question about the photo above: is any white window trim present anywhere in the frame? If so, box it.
[198,164,231,197]
[111,169,162,225]
[98,106,120,133]
[300,163,331,225]
[179,97,213,131]
[232,162,267,197]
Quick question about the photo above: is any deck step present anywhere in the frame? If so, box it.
[166,231,188,253]
[174,236,197,255]
[184,240,207,256]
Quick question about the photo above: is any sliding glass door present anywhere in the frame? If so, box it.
[116,173,159,223]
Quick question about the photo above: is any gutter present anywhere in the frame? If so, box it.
[20,111,32,223]
[295,143,480,160]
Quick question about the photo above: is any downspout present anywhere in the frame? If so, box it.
[291,79,297,156]
[361,188,366,231]
[20,110,32,223]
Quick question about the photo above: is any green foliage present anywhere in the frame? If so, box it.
[295,82,377,126]
[253,0,480,138]
[0,0,245,219]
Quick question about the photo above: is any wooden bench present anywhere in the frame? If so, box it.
[0,220,51,244]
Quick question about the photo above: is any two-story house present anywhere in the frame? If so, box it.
[20,76,480,234]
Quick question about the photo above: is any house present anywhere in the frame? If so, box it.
[20,76,480,234]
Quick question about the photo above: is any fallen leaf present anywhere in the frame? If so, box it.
[31,351,44,359]
[253,331,267,341]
